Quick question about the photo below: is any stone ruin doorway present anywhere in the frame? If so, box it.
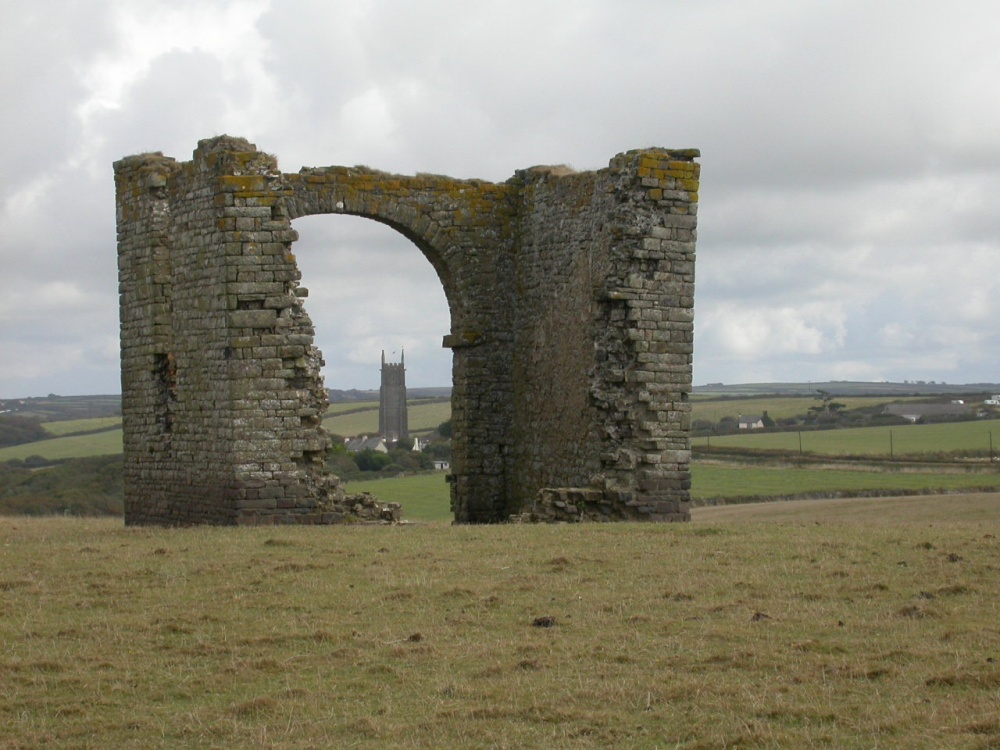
[115,136,699,525]
[288,212,453,513]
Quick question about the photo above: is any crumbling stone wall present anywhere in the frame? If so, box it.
[509,152,698,521]
[115,136,698,525]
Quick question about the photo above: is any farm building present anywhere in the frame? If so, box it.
[883,403,969,423]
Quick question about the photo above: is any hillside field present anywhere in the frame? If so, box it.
[688,394,915,423]
[7,399,998,461]
[699,419,1000,457]
[2,496,998,749]
[4,400,999,519]
[0,400,450,462]
[0,429,123,461]
[323,399,450,437]
[41,416,122,436]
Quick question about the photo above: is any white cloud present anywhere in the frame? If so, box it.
[339,88,396,151]
[701,303,845,360]
[289,214,452,388]
[3,0,1000,396]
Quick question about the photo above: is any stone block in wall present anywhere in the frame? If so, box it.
[229,309,277,329]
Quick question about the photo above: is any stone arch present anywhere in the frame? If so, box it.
[280,165,519,522]
[115,135,699,525]
[282,172,473,341]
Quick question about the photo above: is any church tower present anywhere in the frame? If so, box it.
[379,350,408,443]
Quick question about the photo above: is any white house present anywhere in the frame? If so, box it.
[738,415,764,430]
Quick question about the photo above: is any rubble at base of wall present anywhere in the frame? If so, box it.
[510,487,690,523]
[344,493,403,523]
[236,493,402,526]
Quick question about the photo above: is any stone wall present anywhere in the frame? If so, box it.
[508,151,698,522]
[115,136,698,525]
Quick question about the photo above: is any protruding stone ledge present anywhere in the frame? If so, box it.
[442,331,485,348]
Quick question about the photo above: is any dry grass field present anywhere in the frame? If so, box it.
[2,494,999,749]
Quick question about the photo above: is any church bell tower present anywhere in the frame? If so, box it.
[379,350,408,443]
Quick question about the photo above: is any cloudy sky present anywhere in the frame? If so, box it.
[2,0,998,397]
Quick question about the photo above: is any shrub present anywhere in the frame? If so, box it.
[0,416,50,448]
[356,450,392,472]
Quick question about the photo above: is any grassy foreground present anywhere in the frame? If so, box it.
[2,498,999,749]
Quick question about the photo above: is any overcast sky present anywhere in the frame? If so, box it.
[2,0,998,398]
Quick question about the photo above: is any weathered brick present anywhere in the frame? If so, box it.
[116,137,698,526]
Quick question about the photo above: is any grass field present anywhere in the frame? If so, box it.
[0,429,123,461]
[4,423,998,517]
[692,463,1000,503]
[693,491,1000,524]
[323,400,451,436]
[0,399,450,462]
[5,406,999,521]
[338,466,1000,522]
[323,401,380,415]
[345,472,451,521]
[41,417,122,436]
[700,419,1000,457]
[2,497,998,749]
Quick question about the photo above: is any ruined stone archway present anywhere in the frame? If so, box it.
[114,136,699,525]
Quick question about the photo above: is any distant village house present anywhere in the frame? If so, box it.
[345,436,388,453]
[738,414,764,430]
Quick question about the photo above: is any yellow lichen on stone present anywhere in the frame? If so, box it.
[220,175,267,192]
[666,161,697,174]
